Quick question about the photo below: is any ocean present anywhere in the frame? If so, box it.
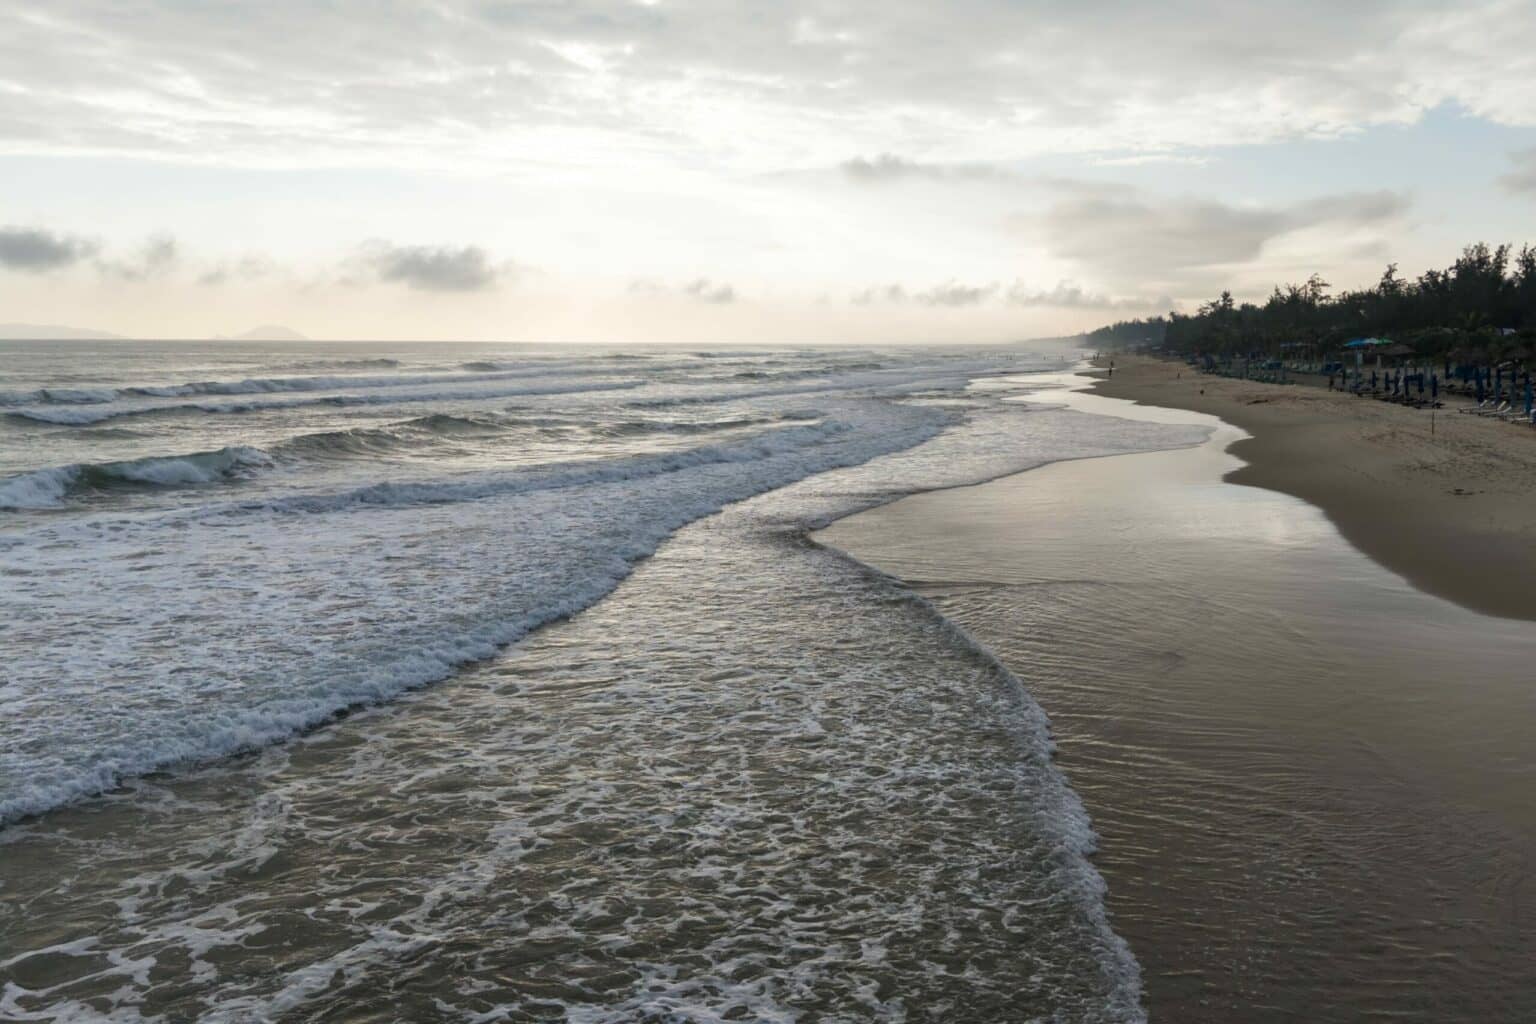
[0,342,1209,1021]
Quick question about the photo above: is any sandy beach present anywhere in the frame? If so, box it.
[818,373,1536,1021]
[1094,355,1536,621]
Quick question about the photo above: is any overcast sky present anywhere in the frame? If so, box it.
[3,0,1536,342]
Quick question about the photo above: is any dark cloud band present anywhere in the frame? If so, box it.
[0,227,97,272]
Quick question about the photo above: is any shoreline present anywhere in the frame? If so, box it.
[1092,355,1536,621]
[815,380,1536,1020]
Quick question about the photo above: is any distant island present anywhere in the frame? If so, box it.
[0,323,312,342]
[0,323,124,340]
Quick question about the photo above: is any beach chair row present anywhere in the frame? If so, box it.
[1345,383,1443,409]
[1457,398,1536,426]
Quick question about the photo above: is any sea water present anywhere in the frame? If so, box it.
[0,342,1208,1021]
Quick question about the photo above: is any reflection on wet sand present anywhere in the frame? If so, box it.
[820,384,1536,1022]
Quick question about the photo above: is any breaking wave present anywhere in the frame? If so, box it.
[7,378,643,425]
[0,400,955,825]
[0,447,271,509]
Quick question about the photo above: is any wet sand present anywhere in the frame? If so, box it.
[1095,355,1536,622]
[817,381,1536,1021]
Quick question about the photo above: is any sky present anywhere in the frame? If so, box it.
[3,0,1536,343]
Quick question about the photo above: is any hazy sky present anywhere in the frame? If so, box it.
[3,0,1536,342]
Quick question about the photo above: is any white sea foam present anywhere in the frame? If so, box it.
[3,366,576,408]
[0,353,749,412]
[0,400,956,824]
[0,347,1208,1021]
[6,377,646,425]
[0,375,1208,827]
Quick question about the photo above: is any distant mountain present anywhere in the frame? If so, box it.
[228,325,310,341]
[0,323,124,340]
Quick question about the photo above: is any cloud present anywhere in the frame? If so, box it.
[1037,185,1409,279]
[841,154,1017,185]
[198,254,277,287]
[5,2,1533,173]
[363,243,503,291]
[682,278,736,304]
[851,282,1000,306]
[98,235,179,281]
[1290,191,1412,224]
[1006,281,1173,311]
[854,277,1170,311]
[0,227,97,272]
[1091,153,1209,168]
[630,278,738,304]
[914,281,998,307]
[0,228,185,282]
[851,284,910,305]
[1500,149,1536,194]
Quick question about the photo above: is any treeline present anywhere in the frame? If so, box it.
[1085,243,1536,358]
